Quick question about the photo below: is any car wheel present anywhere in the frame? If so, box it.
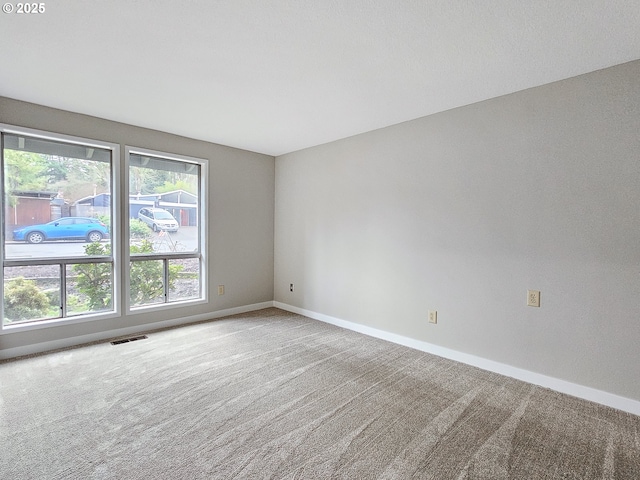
[153,224,158,232]
[27,231,45,244]
[87,231,103,242]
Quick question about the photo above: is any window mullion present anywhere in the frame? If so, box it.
[60,263,66,318]
[163,258,169,303]
[4,257,112,267]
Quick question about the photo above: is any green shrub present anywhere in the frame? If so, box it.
[95,216,150,239]
[4,277,50,322]
[97,214,111,227]
[130,218,152,239]
[128,240,183,304]
[73,242,113,311]
[73,240,183,308]
[66,294,89,314]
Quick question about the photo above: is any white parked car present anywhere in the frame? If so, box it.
[137,207,179,232]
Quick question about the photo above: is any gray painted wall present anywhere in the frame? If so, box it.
[0,97,275,353]
[274,61,640,401]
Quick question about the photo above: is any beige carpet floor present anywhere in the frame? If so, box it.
[1,308,639,479]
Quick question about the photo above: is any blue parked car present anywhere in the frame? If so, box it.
[13,217,110,244]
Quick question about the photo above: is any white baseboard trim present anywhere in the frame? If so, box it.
[0,301,274,361]
[274,302,640,416]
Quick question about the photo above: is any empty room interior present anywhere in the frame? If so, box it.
[1,2,640,478]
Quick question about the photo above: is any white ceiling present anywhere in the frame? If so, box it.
[1,1,639,156]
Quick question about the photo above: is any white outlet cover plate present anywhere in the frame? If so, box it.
[527,290,540,307]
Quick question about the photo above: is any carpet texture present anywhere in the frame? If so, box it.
[1,308,639,479]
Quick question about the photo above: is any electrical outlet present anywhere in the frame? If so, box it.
[527,290,540,307]
[428,310,437,324]
[290,283,294,292]
[218,285,224,295]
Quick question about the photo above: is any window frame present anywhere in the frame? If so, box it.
[0,124,121,333]
[124,146,208,313]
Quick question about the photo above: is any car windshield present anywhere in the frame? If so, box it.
[154,211,173,220]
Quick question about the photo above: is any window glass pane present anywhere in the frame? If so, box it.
[129,153,199,254]
[168,258,200,302]
[3,265,61,325]
[151,232,192,253]
[128,149,203,309]
[3,134,112,260]
[1,130,116,329]
[130,259,165,307]
[66,263,113,316]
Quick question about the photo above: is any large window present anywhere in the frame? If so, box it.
[0,128,207,331]
[1,128,118,328]
[127,148,205,310]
